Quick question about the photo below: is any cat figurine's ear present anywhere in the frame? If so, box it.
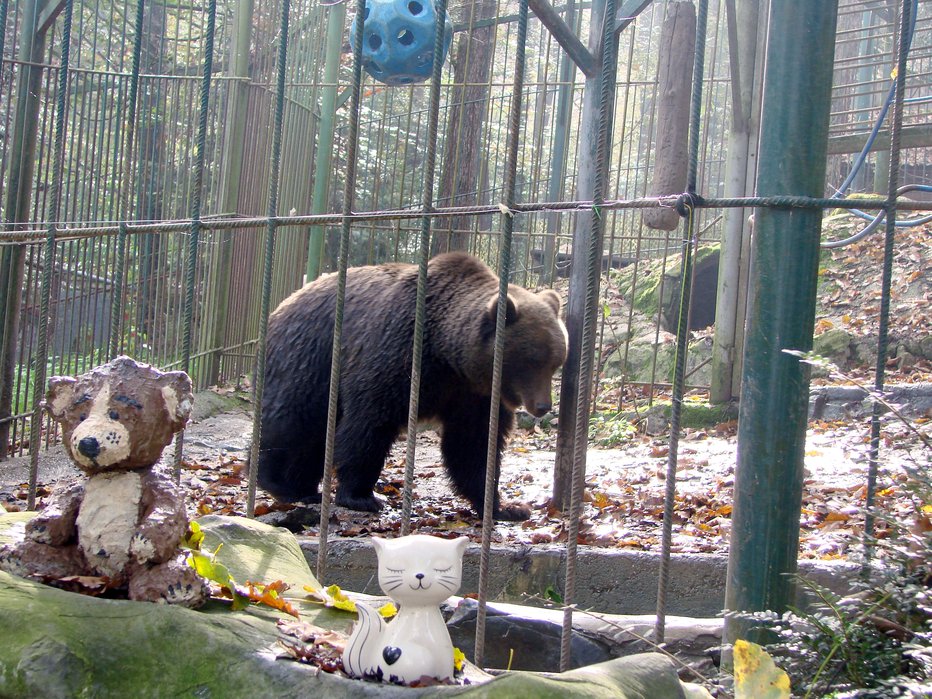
[371,536,387,557]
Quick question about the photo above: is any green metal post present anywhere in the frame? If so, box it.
[724,0,839,648]
[0,0,48,458]
[306,1,346,282]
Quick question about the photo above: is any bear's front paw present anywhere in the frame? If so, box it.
[335,490,384,513]
[493,501,532,521]
[129,532,157,563]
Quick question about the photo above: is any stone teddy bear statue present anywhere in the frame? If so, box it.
[343,534,469,685]
[0,356,208,607]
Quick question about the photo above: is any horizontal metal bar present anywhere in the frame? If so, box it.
[827,123,932,153]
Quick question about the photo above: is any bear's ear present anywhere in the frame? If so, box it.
[538,289,562,316]
[485,292,519,325]
[158,370,194,429]
[45,376,77,420]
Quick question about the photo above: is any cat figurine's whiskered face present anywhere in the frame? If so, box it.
[374,534,465,606]
[343,534,469,684]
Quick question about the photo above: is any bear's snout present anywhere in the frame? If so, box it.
[78,436,101,459]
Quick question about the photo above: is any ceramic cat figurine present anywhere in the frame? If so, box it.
[342,534,468,684]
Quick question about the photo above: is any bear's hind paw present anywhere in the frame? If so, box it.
[335,491,384,513]
[493,501,532,521]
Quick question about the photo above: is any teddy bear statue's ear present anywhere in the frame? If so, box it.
[44,376,77,420]
[159,370,194,430]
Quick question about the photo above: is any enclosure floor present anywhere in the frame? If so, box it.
[2,395,926,562]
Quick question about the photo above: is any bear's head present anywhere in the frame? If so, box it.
[488,287,568,417]
[44,356,193,474]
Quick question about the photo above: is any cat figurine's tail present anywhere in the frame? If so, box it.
[343,602,384,679]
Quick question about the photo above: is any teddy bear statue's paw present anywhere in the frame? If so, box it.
[129,532,158,564]
[129,557,209,608]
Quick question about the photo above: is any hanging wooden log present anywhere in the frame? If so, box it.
[642,1,697,231]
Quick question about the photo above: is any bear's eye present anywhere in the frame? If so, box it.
[78,413,87,422]
[108,410,120,420]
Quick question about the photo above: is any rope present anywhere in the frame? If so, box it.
[560,0,617,672]
[247,0,291,519]
[173,0,217,482]
[863,0,911,571]
[475,0,529,668]
[26,0,74,510]
[5,191,926,245]
[317,0,366,583]
[401,0,450,534]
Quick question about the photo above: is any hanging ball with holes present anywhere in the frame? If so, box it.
[350,0,453,86]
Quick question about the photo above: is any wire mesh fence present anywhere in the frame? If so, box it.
[0,0,928,677]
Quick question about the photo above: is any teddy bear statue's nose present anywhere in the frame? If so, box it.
[77,436,100,458]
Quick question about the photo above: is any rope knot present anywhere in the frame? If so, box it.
[675,191,705,217]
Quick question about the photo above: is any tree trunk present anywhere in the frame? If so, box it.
[135,2,166,342]
[431,0,496,256]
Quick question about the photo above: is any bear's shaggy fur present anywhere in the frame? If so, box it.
[258,253,567,520]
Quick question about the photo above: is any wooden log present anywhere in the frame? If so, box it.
[643,1,696,231]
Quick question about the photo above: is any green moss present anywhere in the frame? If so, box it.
[653,399,737,429]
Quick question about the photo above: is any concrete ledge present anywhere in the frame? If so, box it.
[300,536,859,617]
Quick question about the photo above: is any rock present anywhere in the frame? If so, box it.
[812,328,853,365]
[255,506,321,533]
[447,598,721,680]
[448,598,613,671]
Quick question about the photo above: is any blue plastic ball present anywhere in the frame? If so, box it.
[350,0,453,86]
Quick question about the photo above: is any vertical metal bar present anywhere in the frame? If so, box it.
[559,0,617,672]
[655,0,708,645]
[724,0,839,648]
[475,0,530,669]
[400,0,450,533]
[27,0,76,508]
[110,0,146,358]
[863,0,911,567]
[247,0,291,519]
[306,0,346,282]
[317,0,366,583]
[174,0,218,479]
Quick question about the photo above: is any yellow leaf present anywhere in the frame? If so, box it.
[453,647,465,672]
[734,639,791,699]
[303,583,358,613]
[378,602,398,618]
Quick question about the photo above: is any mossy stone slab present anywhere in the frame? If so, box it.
[0,513,698,698]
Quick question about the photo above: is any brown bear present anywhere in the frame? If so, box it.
[0,357,208,607]
[258,252,567,520]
